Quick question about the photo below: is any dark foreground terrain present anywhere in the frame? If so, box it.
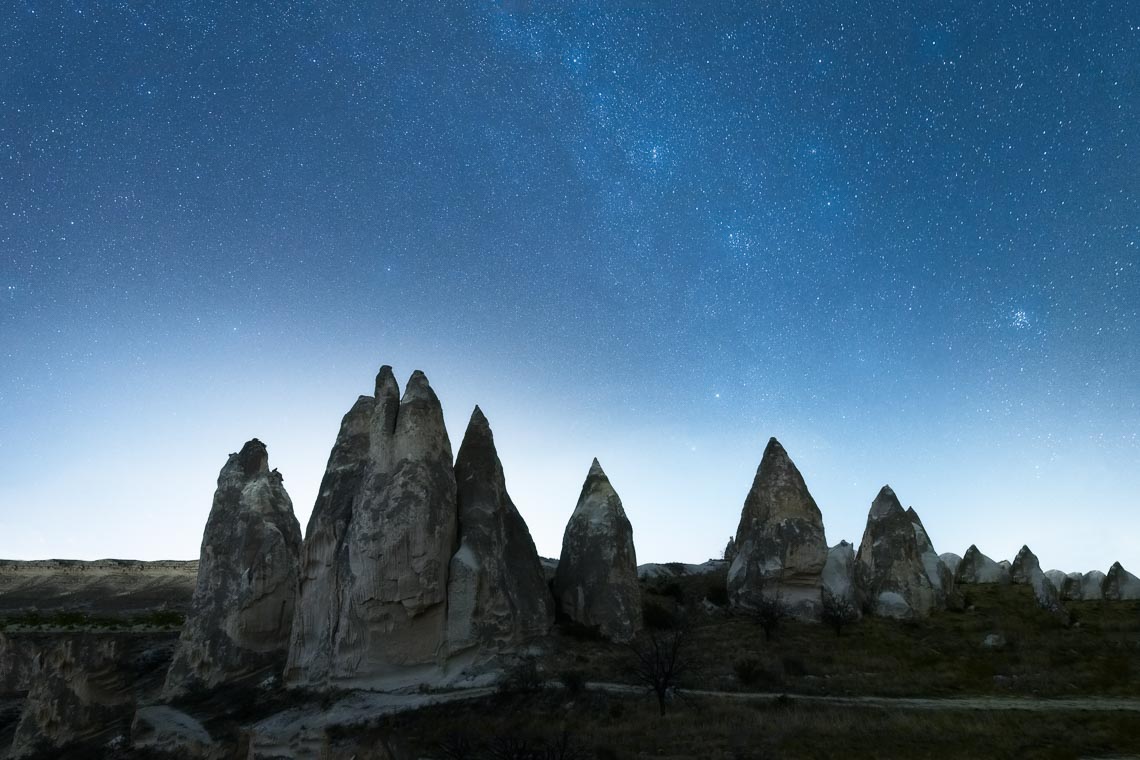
[1,562,1139,759]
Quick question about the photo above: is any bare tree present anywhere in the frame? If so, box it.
[748,576,788,641]
[629,625,691,716]
[820,590,859,636]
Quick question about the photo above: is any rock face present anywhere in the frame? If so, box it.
[164,439,302,696]
[9,636,136,758]
[727,438,828,617]
[446,407,553,654]
[287,368,457,689]
[939,553,963,576]
[553,459,641,642]
[1104,562,1140,601]
[954,545,1011,585]
[855,487,940,619]
[1080,571,1108,600]
[1010,545,1064,615]
[821,541,859,613]
[908,508,952,597]
[723,536,737,564]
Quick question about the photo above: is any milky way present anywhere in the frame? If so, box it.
[1,2,1137,571]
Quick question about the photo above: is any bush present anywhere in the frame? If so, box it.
[820,591,859,636]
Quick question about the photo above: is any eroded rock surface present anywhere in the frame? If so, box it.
[164,439,302,697]
[1104,562,1140,601]
[821,541,859,613]
[939,553,963,576]
[855,487,940,619]
[1010,545,1064,615]
[1060,570,1107,601]
[954,545,1011,585]
[287,367,457,689]
[446,407,552,655]
[727,438,828,617]
[908,508,952,596]
[553,459,641,642]
[9,636,137,758]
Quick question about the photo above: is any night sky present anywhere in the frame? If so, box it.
[1,2,1137,573]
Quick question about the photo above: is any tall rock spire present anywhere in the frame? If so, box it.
[446,406,553,652]
[727,437,828,617]
[553,459,641,642]
[855,486,941,619]
[165,439,302,696]
[287,367,457,689]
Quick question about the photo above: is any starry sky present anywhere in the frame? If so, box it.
[1,1,1137,574]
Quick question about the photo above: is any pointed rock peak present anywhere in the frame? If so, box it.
[964,544,980,556]
[1109,561,1125,573]
[905,506,917,517]
[401,369,439,404]
[588,457,607,478]
[457,405,495,459]
[869,485,903,520]
[374,365,399,400]
[236,438,269,476]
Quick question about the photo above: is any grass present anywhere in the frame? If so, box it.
[359,689,1140,759]
[543,571,1140,699]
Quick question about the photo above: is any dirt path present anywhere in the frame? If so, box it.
[587,682,1140,712]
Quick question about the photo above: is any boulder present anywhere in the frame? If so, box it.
[552,459,641,642]
[939,553,963,576]
[1104,562,1140,601]
[821,541,859,613]
[164,439,302,696]
[446,406,553,654]
[287,367,458,689]
[1010,545,1065,615]
[727,438,828,617]
[954,545,1011,585]
[854,486,940,619]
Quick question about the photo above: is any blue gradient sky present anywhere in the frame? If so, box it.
[1,1,1137,574]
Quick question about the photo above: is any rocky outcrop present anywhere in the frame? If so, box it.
[855,487,940,619]
[287,367,458,690]
[939,553,963,576]
[727,438,828,617]
[1060,570,1107,601]
[446,407,553,655]
[821,541,859,613]
[907,508,952,596]
[164,440,302,696]
[723,537,737,564]
[1010,546,1064,615]
[553,459,641,642]
[9,636,137,758]
[1104,562,1140,601]
[954,546,1011,585]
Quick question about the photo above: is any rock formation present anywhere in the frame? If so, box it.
[821,541,859,613]
[907,508,952,597]
[1060,570,1107,601]
[553,459,641,642]
[1104,562,1140,601]
[446,406,553,654]
[723,536,737,564]
[954,545,1011,585]
[9,636,137,758]
[939,553,963,576]
[287,367,458,689]
[727,438,828,617]
[164,439,301,696]
[1009,545,1064,615]
[854,486,940,618]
